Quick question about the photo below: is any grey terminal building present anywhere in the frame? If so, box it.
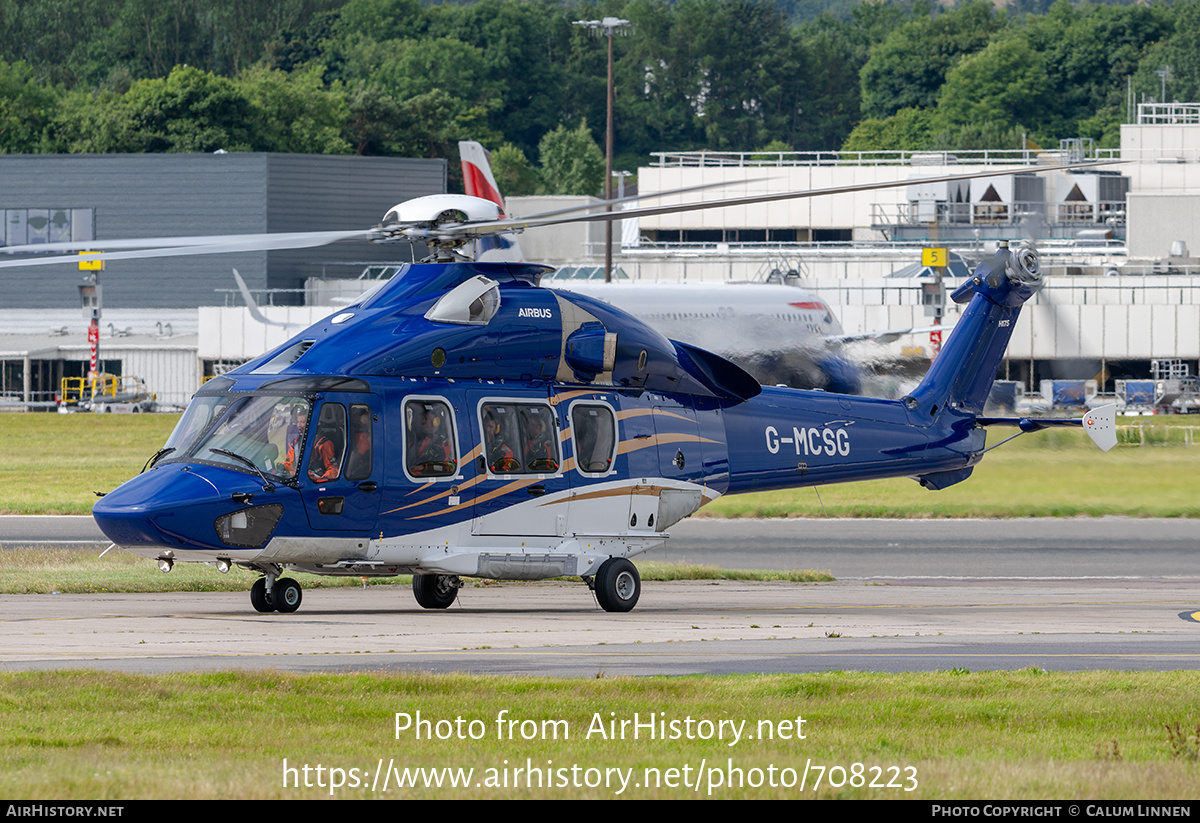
[0,152,446,309]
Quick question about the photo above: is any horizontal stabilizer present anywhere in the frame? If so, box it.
[976,403,1119,452]
[1082,404,1117,452]
[833,323,953,345]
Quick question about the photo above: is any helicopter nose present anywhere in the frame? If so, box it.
[93,466,223,549]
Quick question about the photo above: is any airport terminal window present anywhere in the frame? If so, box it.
[481,403,559,475]
[307,403,346,483]
[571,404,617,474]
[3,208,93,247]
[405,399,457,478]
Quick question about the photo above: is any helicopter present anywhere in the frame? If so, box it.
[1,164,1118,614]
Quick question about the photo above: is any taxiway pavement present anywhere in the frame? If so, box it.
[1,514,1197,676]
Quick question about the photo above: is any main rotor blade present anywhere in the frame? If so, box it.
[510,178,769,222]
[0,229,375,269]
[451,161,1124,236]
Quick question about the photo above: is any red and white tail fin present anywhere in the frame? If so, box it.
[458,141,524,262]
[460,141,505,217]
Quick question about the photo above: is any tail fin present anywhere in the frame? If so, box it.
[460,141,505,215]
[904,242,1042,419]
[459,140,525,262]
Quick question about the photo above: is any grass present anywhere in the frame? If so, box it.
[0,413,177,514]
[705,444,1200,519]
[2,669,1198,799]
[2,413,1198,517]
[0,548,832,594]
[707,422,1200,519]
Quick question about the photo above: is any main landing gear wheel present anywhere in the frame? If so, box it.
[413,574,460,609]
[274,578,303,613]
[593,558,640,613]
[250,578,273,613]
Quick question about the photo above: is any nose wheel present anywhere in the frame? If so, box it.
[591,557,640,612]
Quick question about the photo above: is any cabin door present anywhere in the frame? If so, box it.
[299,396,383,532]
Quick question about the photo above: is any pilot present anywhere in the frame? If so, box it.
[522,411,557,471]
[282,405,307,475]
[483,411,518,473]
[307,423,342,483]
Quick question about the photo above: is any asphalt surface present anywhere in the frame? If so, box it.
[4,514,1196,576]
[2,516,1198,675]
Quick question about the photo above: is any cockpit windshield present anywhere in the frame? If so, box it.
[163,394,312,481]
[162,395,232,456]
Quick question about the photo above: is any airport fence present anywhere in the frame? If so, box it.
[1116,423,1200,447]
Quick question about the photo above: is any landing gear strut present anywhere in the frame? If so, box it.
[590,557,640,613]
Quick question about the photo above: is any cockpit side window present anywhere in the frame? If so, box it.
[307,403,347,483]
[571,404,617,474]
[405,399,457,478]
[345,404,373,481]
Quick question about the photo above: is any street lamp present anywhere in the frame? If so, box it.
[572,16,633,282]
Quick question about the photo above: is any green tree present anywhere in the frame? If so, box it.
[929,122,1027,152]
[1131,0,1200,105]
[489,143,541,197]
[841,107,938,152]
[1026,1,1170,139]
[236,64,351,154]
[0,59,59,153]
[336,0,424,44]
[859,0,1005,120]
[343,83,407,156]
[45,87,128,154]
[424,0,575,160]
[936,36,1056,138]
[538,119,604,196]
[112,65,257,153]
[790,15,867,149]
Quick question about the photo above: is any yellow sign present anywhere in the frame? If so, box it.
[921,248,948,268]
[78,252,104,271]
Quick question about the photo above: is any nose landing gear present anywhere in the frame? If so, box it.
[249,566,303,614]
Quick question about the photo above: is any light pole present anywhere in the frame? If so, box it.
[572,16,632,282]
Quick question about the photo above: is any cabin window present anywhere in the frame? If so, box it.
[480,402,559,475]
[345,404,373,481]
[405,399,457,478]
[307,403,346,483]
[571,403,617,474]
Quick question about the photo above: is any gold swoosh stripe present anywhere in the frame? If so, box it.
[547,484,668,506]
